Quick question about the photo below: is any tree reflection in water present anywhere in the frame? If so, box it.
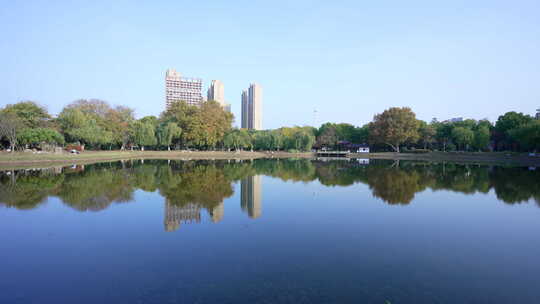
[1,159,539,228]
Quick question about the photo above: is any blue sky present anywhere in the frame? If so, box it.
[1,0,539,129]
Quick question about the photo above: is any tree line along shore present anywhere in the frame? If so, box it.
[0,99,539,155]
[2,159,539,211]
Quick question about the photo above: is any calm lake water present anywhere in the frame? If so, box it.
[1,159,540,304]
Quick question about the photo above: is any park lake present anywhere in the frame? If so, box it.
[1,159,540,303]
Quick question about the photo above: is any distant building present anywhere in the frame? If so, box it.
[241,83,263,130]
[207,80,231,112]
[165,69,203,109]
[241,90,249,128]
[241,175,262,219]
[442,117,463,123]
[536,109,540,120]
[356,144,370,153]
[337,141,370,153]
[248,83,263,130]
[207,80,224,102]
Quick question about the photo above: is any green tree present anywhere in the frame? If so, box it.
[161,101,233,149]
[199,101,234,149]
[58,101,116,149]
[18,128,65,148]
[223,129,252,150]
[334,123,356,141]
[58,108,86,131]
[139,115,159,127]
[316,126,338,148]
[105,106,135,149]
[293,129,315,151]
[451,127,474,150]
[369,107,420,152]
[2,101,51,128]
[317,122,358,146]
[66,99,111,118]
[509,121,540,152]
[434,122,454,151]
[223,130,239,150]
[134,120,157,150]
[351,124,369,144]
[270,130,284,151]
[238,129,253,150]
[494,111,534,150]
[495,111,534,134]
[157,122,182,150]
[418,121,436,149]
[68,119,113,148]
[473,125,490,151]
[252,131,273,150]
[161,101,204,148]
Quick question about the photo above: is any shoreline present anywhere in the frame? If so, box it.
[0,150,313,169]
[0,150,539,169]
[358,152,540,166]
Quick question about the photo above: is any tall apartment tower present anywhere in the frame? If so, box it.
[249,83,263,130]
[241,90,249,128]
[240,83,263,130]
[207,80,231,112]
[536,108,540,120]
[165,69,203,109]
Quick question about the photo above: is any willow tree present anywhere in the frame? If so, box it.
[369,107,419,152]
[157,122,182,151]
[134,121,157,151]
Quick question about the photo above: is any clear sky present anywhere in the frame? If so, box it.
[1,0,539,129]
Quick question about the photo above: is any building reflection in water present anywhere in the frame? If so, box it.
[164,201,225,232]
[3,159,540,231]
[241,175,262,219]
[209,202,224,223]
[163,174,262,232]
[164,200,201,232]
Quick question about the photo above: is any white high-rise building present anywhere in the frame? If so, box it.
[165,69,203,109]
[207,80,230,112]
[241,83,262,130]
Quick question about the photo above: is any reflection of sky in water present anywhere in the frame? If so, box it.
[1,160,540,303]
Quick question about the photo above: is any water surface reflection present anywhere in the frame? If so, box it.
[2,159,540,303]
[1,159,539,228]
